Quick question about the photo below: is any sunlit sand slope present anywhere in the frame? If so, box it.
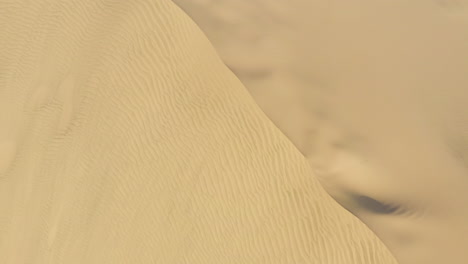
[0,0,396,263]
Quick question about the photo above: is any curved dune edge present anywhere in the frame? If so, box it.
[0,0,396,263]
[172,1,468,263]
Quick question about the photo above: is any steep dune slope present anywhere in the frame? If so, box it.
[0,0,396,263]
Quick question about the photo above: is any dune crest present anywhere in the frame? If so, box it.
[173,0,468,263]
[0,0,396,263]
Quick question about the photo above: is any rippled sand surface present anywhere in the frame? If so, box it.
[0,0,397,263]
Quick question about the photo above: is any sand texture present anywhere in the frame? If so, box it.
[0,0,397,263]
[173,1,468,263]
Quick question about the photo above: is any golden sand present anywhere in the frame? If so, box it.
[0,0,397,263]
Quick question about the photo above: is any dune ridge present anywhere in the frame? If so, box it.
[172,1,468,263]
[0,0,399,263]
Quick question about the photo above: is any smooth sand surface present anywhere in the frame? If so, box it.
[0,0,397,263]
[173,1,468,263]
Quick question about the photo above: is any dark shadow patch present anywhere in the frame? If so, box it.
[352,194,401,215]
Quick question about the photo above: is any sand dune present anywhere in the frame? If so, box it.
[173,1,468,263]
[0,0,397,263]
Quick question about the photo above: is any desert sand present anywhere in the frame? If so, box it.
[173,1,468,263]
[0,0,397,263]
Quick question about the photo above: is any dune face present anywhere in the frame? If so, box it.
[172,0,468,263]
[0,0,397,263]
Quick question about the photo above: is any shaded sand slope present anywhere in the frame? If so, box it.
[172,1,468,263]
[0,0,396,263]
